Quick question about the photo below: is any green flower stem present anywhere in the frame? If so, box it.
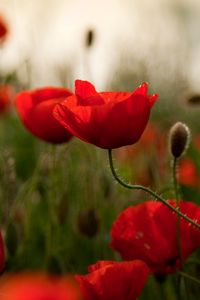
[173,158,179,199]
[172,158,183,262]
[108,149,200,230]
[172,157,185,298]
[178,271,200,285]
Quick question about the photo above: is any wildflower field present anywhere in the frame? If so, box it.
[1,4,200,300]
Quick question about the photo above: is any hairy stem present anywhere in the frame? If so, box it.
[108,149,200,230]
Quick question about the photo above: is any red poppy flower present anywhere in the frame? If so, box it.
[0,15,8,41]
[76,260,149,300]
[54,80,158,149]
[15,87,73,143]
[111,200,200,275]
[0,273,81,300]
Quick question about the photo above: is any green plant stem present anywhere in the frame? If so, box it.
[172,157,186,300]
[108,149,200,230]
[46,145,57,262]
[178,271,200,285]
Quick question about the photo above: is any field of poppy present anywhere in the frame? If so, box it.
[1,8,200,300]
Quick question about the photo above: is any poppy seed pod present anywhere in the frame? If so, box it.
[169,122,190,158]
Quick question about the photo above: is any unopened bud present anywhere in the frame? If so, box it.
[169,122,190,158]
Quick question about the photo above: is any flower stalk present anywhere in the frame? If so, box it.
[108,149,200,230]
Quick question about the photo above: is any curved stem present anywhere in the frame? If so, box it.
[108,149,200,230]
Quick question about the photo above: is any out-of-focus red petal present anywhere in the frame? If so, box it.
[76,260,149,300]
[0,274,81,300]
[178,158,198,187]
[15,87,73,144]
[31,87,72,105]
[0,15,8,40]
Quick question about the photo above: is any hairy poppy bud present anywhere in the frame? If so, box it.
[169,122,190,158]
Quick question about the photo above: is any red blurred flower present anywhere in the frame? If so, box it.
[111,200,200,275]
[54,80,158,149]
[0,273,81,300]
[15,87,73,143]
[0,15,8,41]
[178,158,198,187]
[0,85,13,113]
[76,260,149,300]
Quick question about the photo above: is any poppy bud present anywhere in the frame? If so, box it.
[169,122,190,158]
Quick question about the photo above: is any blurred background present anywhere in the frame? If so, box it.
[0,0,200,95]
[1,0,200,128]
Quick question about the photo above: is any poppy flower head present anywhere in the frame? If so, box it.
[54,80,158,149]
[110,200,200,275]
[15,87,74,144]
[76,260,149,300]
